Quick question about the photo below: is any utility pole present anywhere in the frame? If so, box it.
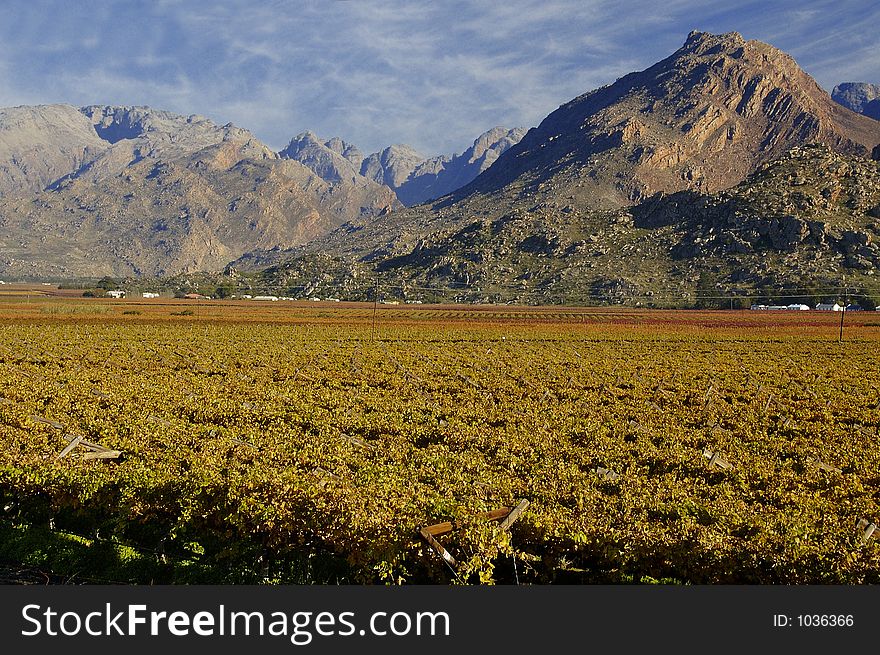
[371,273,379,341]
[838,279,848,343]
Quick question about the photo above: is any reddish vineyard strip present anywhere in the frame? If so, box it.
[0,299,878,583]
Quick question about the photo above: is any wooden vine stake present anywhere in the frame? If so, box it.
[341,432,373,450]
[805,457,841,474]
[31,416,65,430]
[418,499,530,570]
[55,435,83,460]
[702,449,732,470]
[594,467,621,481]
[57,433,122,460]
[856,519,877,545]
[313,467,342,489]
[702,385,715,412]
[419,525,459,567]
[498,499,530,531]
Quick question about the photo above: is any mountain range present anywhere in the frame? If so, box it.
[242,31,880,304]
[0,104,401,277]
[251,141,880,306]
[832,83,880,120]
[280,126,526,207]
[0,30,879,304]
[0,103,525,278]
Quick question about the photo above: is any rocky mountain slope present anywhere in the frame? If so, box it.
[393,127,527,206]
[281,127,525,206]
[248,32,880,305]
[254,144,880,306]
[832,82,880,120]
[463,31,880,207]
[0,105,398,278]
[0,104,108,197]
[262,31,880,267]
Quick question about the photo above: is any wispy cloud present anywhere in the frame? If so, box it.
[0,1,876,155]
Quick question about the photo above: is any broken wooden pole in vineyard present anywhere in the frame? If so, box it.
[498,500,530,531]
[594,467,621,481]
[418,500,530,569]
[55,435,83,459]
[702,449,732,470]
[805,457,841,474]
[856,519,876,544]
[341,432,374,449]
[419,526,458,567]
[228,436,258,449]
[59,433,120,458]
[82,450,123,460]
[31,415,65,429]
[313,467,343,488]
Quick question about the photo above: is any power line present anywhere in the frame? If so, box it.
[127,268,879,308]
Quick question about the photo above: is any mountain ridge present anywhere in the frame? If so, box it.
[280,126,526,207]
[832,82,880,120]
[0,104,398,278]
[2,31,880,289]
[249,143,880,306]
[241,31,880,304]
[282,30,880,267]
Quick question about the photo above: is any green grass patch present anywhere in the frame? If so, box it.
[41,304,112,315]
[0,521,217,584]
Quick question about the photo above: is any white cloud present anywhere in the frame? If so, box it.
[0,0,876,155]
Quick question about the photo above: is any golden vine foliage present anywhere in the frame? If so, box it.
[0,301,878,583]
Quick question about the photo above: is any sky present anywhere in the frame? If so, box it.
[0,0,877,156]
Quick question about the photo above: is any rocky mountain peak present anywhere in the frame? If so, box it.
[464,31,880,209]
[832,82,880,112]
[279,127,526,207]
[390,126,527,205]
[469,126,527,163]
[324,136,364,166]
[832,83,880,120]
[0,104,109,196]
[359,144,426,189]
[279,131,365,184]
[80,105,257,146]
[280,130,324,155]
[682,30,745,53]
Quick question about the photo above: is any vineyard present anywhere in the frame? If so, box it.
[1,294,879,584]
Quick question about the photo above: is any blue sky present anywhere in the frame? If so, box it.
[0,1,877,156]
